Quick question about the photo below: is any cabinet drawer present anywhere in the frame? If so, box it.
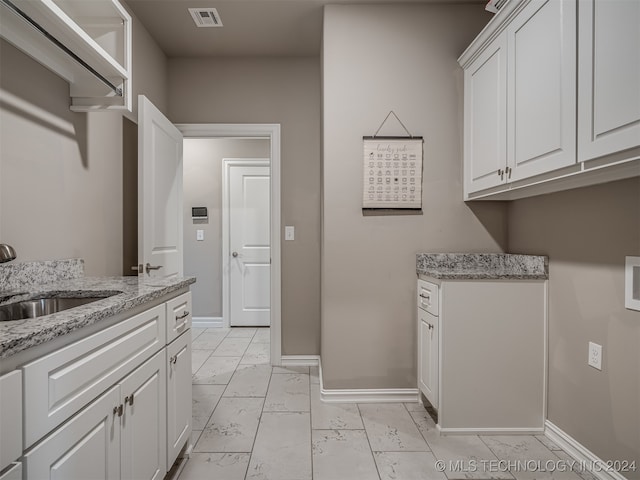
[0,462,21,480]
[0,371,21,472]
[166,292,192,344]
[23,304,166,448]
[417,280,439,316]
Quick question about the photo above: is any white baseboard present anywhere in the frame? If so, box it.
[280,355,320,366]
[317,358,419,403]
[192,317,224,328]
[438,426,545,435]
[545,421,630,480]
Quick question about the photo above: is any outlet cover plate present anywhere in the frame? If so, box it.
[588,342,602,370]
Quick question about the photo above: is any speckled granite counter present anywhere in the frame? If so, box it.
[416,253,548,280]
[0,273,195,359]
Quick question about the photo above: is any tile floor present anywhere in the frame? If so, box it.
[177,327,595,480]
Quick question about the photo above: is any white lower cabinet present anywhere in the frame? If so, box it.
[120,351,167,480]
[0,463,21,480]
[16,290,193,480]
[418,309,438,410]
[166,330,192,470]
[0,371,22,473]
[23,386,121,480]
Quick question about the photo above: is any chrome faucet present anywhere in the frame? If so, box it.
[0,244,17,263]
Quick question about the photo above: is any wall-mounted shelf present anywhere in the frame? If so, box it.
[0,0,132,112]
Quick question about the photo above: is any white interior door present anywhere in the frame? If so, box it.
[138,95,184,278]
[228,163,270,326]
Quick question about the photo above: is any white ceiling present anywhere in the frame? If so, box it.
[125,0,484,58]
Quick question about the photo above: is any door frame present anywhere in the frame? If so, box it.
[176,123,282,366]
[222,159,270,328]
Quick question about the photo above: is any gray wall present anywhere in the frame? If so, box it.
[183,138,270,318]
[508,178,640,473]
[321,4,505,389]
[0,10,167,276]
[168,56,321,355]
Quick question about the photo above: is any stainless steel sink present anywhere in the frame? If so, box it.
[0,294,118,322]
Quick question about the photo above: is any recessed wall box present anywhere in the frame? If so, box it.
[625,256,640,311]
[192,207,208,220]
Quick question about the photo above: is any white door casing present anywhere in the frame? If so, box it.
[138,95,184,278]
[176,123,281,366]
[225,161,270,327]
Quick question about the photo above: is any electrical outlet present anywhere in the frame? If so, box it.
[588,342,602,370]
[285,226,295,241]
[196,229,204,241]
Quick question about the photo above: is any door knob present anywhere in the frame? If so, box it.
[232,252,238,257]
[145,263,163,274]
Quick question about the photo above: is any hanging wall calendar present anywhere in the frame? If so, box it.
[363,111,423,212]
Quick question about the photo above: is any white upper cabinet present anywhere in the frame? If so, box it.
[0,0,132,111]
[578,0,640,162]
[464,34,507,193]
[460,0,640,200]
[507,0,576,181]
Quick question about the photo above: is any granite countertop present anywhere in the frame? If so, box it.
[0,275,196,359]
[416,253,548,280]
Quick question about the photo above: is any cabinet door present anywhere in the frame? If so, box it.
[464,33,508,196]
[418,310,439,409]
[0,371,21,472]
[166,331,192,470]
[578,0,640,162]
[23,386,120,480]
[508,0,576,181]
[120,351,167,480]
[0,463,21,480]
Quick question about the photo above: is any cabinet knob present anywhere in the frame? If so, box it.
[232,252,239,258]
[113,404,123,417]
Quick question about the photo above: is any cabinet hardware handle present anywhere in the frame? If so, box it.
[419,294,430,299]
[114,404,123,416]
[506,166,512,179]
[176,311,190,321]
[499,169,504,180]
[145,263,163,274]
[426,322,433,330]
[170,355,177,364]
[125,394,135,406]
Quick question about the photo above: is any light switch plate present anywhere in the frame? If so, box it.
[625,256,640,311]
[285,226,295,241]
[196,229,204,241]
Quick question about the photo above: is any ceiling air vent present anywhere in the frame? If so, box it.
[189,8,223,27]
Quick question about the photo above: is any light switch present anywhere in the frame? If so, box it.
[196,229,204,241]
[285,226,295,241]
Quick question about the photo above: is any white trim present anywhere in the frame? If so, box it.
[316,357,419,403]
[191,317,224,328]
[280,355,320,367]
[222,159,270,330]
[176,123,282,367]
[437,426,545,435]
[545,421,629,480]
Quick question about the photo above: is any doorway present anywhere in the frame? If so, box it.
[178,124,282,366]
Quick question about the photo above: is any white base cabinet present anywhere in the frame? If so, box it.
[0,463,22,480]
[417,277,546,434]
[14,290,193,480]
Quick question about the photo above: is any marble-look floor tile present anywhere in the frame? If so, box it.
[190,430,202,449]
[310,366,320,384]
[359,403,429,452]
[404,402,427,412]
[246,412,311,480]
[212,337,252,356]
[195,397,264,453]
[251,328,271,343]
[273,365,309,374]
[312,430,379,480]
[375,451,448,480]
[264,373,310,412]
[552,450,599,480]
[191,327,206,341]
[410,410,512,479]
[193,356,241,385]
[192,384,225,430]
[226,327,257,338]
[311,384,363,429]
[192,331,227,350]
[535,435,562,451]
[223,364,272,397]
[191,349,211,375]
[481,436,582,480]
[179,453,250,480]
[240,342,270,364]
